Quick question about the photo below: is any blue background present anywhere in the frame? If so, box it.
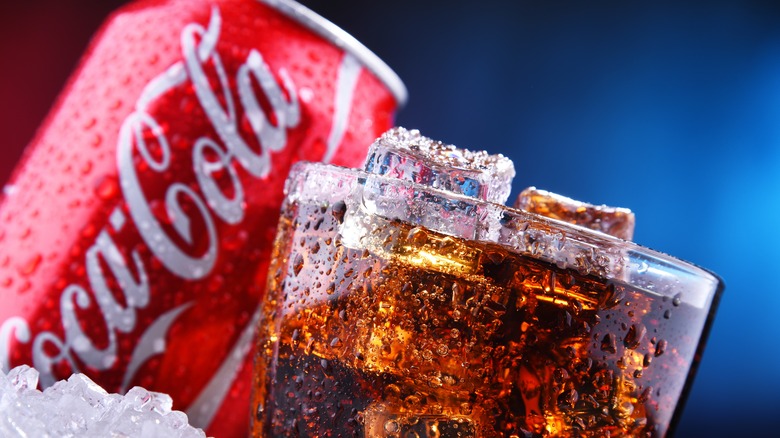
[305,1,780,434]
[1,0,778,435]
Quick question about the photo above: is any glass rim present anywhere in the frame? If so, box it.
[284,161,723,309]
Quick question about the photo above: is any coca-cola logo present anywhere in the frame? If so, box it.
[1,5,363,429]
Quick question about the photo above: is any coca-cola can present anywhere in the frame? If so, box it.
[0,0,406,436]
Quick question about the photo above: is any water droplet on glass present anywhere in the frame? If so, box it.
[672,293,682,307]
[624,324,646,350]
[553,368,570,384]
[403,395,421,410]
[654,339,667,357]
[293,254,304,276]
[384,384,401,398]
[384,420,399,434]
[619,401,635,417]
[557,388,579,408]
[320,359,331,375]
[331,200,346,223]
[600,334,617,354]
[407,227,428,246]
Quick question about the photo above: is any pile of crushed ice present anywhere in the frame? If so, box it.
[0,365,206,437]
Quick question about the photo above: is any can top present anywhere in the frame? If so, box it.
[261,0,408,106]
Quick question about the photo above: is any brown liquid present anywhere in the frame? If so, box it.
[251,200,704,437]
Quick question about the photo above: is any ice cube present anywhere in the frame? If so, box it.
[0,366,206,438]
[514,187,635,240]
[5,364,38,391]
[363,127,515,204]
[341,128,513,250]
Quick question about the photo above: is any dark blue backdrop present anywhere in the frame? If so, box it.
[303,2,779,434]
[1,0,778,435]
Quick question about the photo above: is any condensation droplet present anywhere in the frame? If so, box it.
[292,254,304,276]
[90,133,103,148]
[654,339,667,357]
[19,254,42,276]
[384,420,399,434]
[624,324,646,350]
[407,227,428,246]
[619,401,635,417]
[95,177,119,200]
[403,395,421,410]
[331,200,346,223]
[320,359,331,375]
[600,333,617,354]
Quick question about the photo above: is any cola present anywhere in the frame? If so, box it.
[0,1,405,436]
[252,128,722,437]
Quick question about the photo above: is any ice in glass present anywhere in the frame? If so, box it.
[251,128,722,437]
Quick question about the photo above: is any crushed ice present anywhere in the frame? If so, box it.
[0,365,206,438]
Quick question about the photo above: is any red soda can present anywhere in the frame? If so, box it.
[0,0,406,436]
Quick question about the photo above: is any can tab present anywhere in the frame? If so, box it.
[514,187,635,241]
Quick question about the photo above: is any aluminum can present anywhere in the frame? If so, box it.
[252,128,723,437]
[0,0,406,436]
